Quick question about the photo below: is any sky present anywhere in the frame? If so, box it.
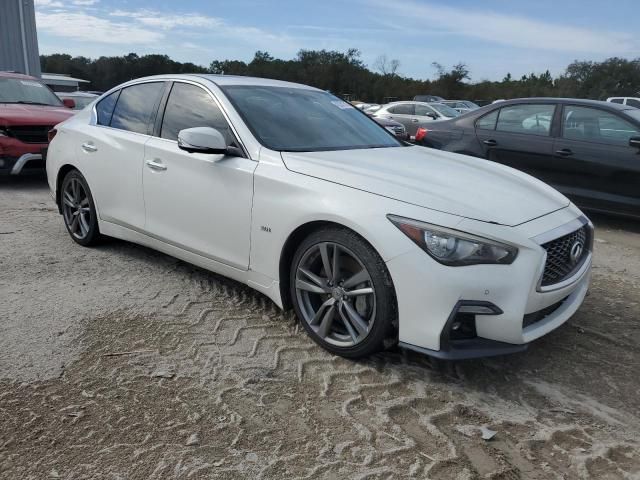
[34,0,639,82]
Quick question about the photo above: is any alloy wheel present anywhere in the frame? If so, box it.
[294,242,376,347]
[62,177,92,240]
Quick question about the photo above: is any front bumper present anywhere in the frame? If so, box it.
[0,152,44,175]
[386,208,592,359]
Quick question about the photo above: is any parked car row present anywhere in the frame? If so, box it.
[418,98,640,218]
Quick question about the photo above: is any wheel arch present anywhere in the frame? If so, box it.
[55,164,80,213]
[277,219,392,311]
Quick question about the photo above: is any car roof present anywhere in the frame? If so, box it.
[119,73,320,91]
[498,97,631,111]
[57,91,98,97]
[0,71,39,80]
[384,101,436,107]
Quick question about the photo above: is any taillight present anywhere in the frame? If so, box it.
[48,128,57,142]
[415,127,428,142]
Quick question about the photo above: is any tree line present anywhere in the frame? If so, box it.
[40,50,640,103]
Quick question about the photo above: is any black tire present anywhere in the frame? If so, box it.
[60,170,101,246]
[290,226,397,358]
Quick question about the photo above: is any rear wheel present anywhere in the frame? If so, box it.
[290,227,397,358]
[61,170,101,246]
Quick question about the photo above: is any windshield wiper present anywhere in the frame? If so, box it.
[11,101,54,106]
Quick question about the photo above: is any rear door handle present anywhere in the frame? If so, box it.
[411,118,419,123]
[556,148,573,156]
[81,142,97,153]
[145,159,167,171]
[483,139,497,146]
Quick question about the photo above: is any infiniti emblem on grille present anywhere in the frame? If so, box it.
[569,241,584,265]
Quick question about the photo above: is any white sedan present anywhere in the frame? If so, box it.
[46,75,592,359]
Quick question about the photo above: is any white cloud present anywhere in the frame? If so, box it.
[110,10,221,30]
[34,0,64,7]
[35,11,163,45]
[71,0,99,5]
[365,0,637,55]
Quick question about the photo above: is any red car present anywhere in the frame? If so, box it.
[0,72,75,175]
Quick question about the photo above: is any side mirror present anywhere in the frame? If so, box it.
[427,112,439,120]
[62,98,76,109]
[629,136,640,149]
[178,127,227,154]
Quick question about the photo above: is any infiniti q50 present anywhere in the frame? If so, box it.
[46,75,593,359]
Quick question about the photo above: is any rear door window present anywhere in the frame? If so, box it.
[160,82,234,144]
[475,109,499,130]
[609,98,624,104]
[562,106,639,146]
[496,104,555,136]
[110,82,165,135]
[388,104,414,115]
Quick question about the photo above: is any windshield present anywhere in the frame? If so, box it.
[0,78,63,106]
[221,85,402,152]
[462,101,479,109]
[430,103,461,117]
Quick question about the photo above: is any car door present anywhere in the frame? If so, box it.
[81,81,165,229]
[142,81,257,270]
[474,103,558,183]
[553,104,640,216]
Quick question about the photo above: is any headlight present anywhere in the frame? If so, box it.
[388,215,518,266]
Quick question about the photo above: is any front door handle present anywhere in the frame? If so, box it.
[145,159,167,171]
[81,142,97,153]
[556,148,573,156]
[483,139,497,146]
[411,118,419,123]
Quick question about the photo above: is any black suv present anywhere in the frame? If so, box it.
[419,98,640,218]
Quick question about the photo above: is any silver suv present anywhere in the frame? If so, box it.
[374,101,460,138]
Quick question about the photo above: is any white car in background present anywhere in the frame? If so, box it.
[607,97,640,108]
[46,75,592,359]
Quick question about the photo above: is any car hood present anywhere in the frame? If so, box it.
[280,146,569,226]
[0,103,75,126]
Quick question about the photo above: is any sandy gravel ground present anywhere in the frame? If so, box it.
[1,175,639,479]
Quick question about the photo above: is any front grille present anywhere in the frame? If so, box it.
[540,226,589,286]
[7,125,52,144]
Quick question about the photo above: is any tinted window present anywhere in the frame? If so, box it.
[389,104,414,115]
[610,98,624,104]
[626,99,640,108]
[96,91,119,125]
[496,104,555,136]
[429,103,461,117]
[476,110,499,130]
[161,83,233,143]
[414,104,434,116]
[221,85,402,152]
[562,106,640,146]
[110,82,164,135]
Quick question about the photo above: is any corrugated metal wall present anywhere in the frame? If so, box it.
[0,0,41,77]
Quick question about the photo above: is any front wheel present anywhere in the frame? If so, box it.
[290,227,397,358]
[60,170,101,246]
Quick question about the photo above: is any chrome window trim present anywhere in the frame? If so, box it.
[89,77,250,160]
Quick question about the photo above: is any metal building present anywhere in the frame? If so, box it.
[0,0,41,77]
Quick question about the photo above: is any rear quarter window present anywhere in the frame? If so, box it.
[96,90,120,126]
